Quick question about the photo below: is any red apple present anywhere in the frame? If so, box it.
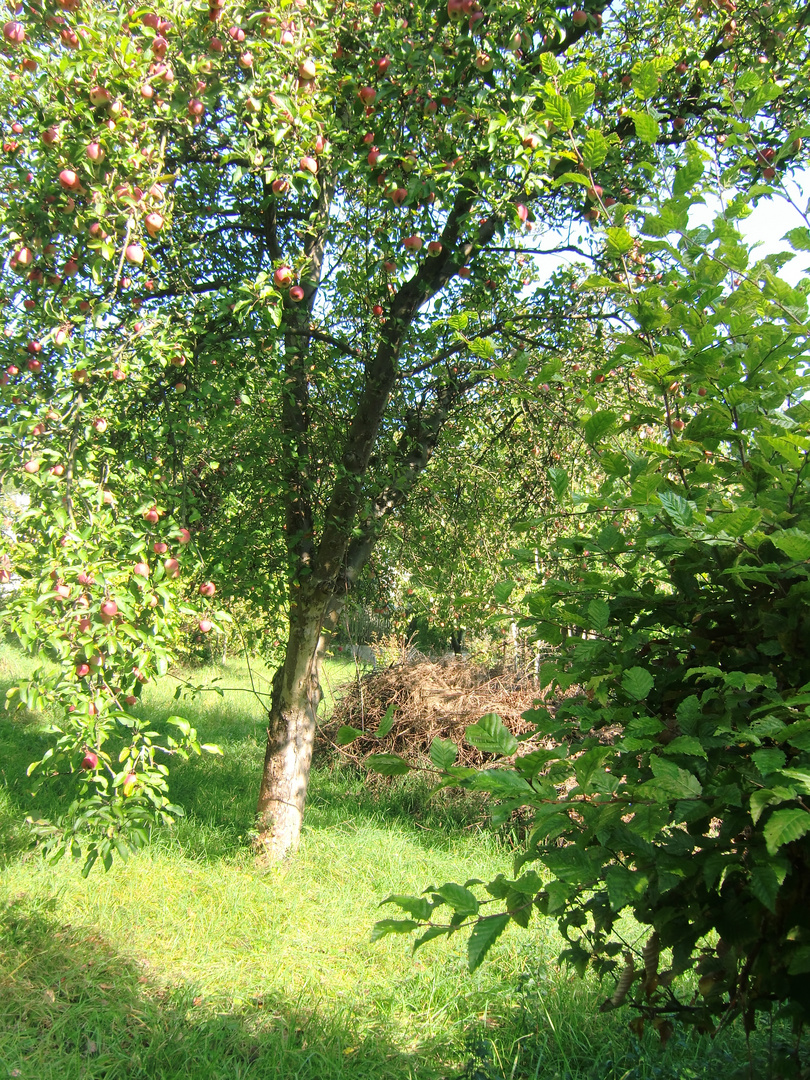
[271,177,289,195]
[124,695,138,706]
[188,97,205,117]
[164,557,180,578]
[572,9,587,25]
[59,168,79,190]
[76,664,91,679]
[28,358,42,373]
[3,20,25,44]
[177,527,191,544]
[289,285,305,302]
[199,618,214,633]
[458,266,471,278]
[124,244,145,266]
[133,561,150,577]
[300,155,318,174]
[403,235,423,251]
[100,599,118,617]
[390,187,408,206]
[23,460,40,474]
[274,266,293,288]
[358,86,376,105]
[143,506,160,523]
[199,581,216,597]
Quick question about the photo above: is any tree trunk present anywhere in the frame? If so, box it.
[254,591,327,860]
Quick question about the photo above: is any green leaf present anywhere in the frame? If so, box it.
[582,410,617,445]
[658,490,694,528]
[467,913,510,972]
[622,667,654,701]
[647,755,702,799]
[581,129,607,169]
[587,599,610,633]
[375,703,396,739]
[366,753,412,776]
[771,529,810,562]
[436,882,479,916]
[569,84,595,118]
[465,714,518,756]
[764,808,810,855]
[606,228,634,256]
[370,918,420,941]
[750,863,784,913]
[337,724,365,745]
[631,60,659,100]
[545,94,573,131]
[606,865,649,911]
[379,894,433,920]
[784,226,810,252]
[548,466,569,501]
[430,737,458,770]
[630,111,659,143]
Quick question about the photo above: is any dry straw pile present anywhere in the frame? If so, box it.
[319,653,549,767]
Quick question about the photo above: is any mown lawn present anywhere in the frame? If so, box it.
[0,646,775,1079]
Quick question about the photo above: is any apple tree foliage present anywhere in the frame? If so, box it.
[1,0,809,865]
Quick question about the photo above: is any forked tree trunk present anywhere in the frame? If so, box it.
[254,591,328,860]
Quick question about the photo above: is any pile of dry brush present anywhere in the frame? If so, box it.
[318,653,554,768]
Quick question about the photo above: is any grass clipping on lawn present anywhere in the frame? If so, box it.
[319,654,547,768]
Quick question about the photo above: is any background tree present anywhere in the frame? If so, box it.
[0,0,807,865]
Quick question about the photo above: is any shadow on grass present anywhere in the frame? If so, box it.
[0,896,441,1080]
[0,659,491,868]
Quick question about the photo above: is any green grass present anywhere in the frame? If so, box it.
[0,645,787,1080]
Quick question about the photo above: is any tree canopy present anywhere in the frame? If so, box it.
[1,0,808,873]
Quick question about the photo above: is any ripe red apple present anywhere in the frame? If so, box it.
[403,235,423,251]
[427,241,443,256]
[125,243,145,266]
[516,203,529,223]
[23,460,40,474]
[474,51,492,71]
[133,561,150,577]
[89,86,112,108]
[199,618,213,633]
[112,368,126,381]
[28,358,42,373]
[188,97,205,118]
[458,266,471,278]
[143,506,160,523]
[59,168,79,190]
[358,86,376,105]
[76,662,91,678]
[50,463,65,476]
[14,246,35,270]
[447,0,464,19]
[64,258,79,276]
[210,36,223,52]
[274,266,293,288]
[124,695,138,706]
[199,581,216,597]
[377,55,390,73]
[289,285,305,302]
[383,259,396,272]
[522,133,541,150]
[390,187,408,206]
[164,557,180,578]
[697,387,707,397]
[3,20,25,44]
[92,418,107,434]
[100,599,118,617]
[271,177,290,195]
[572,9,587,25]
[177,527,191,544]
[300,155,317,174]
[763,166,776,180]
[372,304,384,316]
[298,57,316,80]
[671,418,685,432]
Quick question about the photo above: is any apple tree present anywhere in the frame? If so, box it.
[1,0,808,865]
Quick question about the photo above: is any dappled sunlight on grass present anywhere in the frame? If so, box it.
[0,645,771,1079]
